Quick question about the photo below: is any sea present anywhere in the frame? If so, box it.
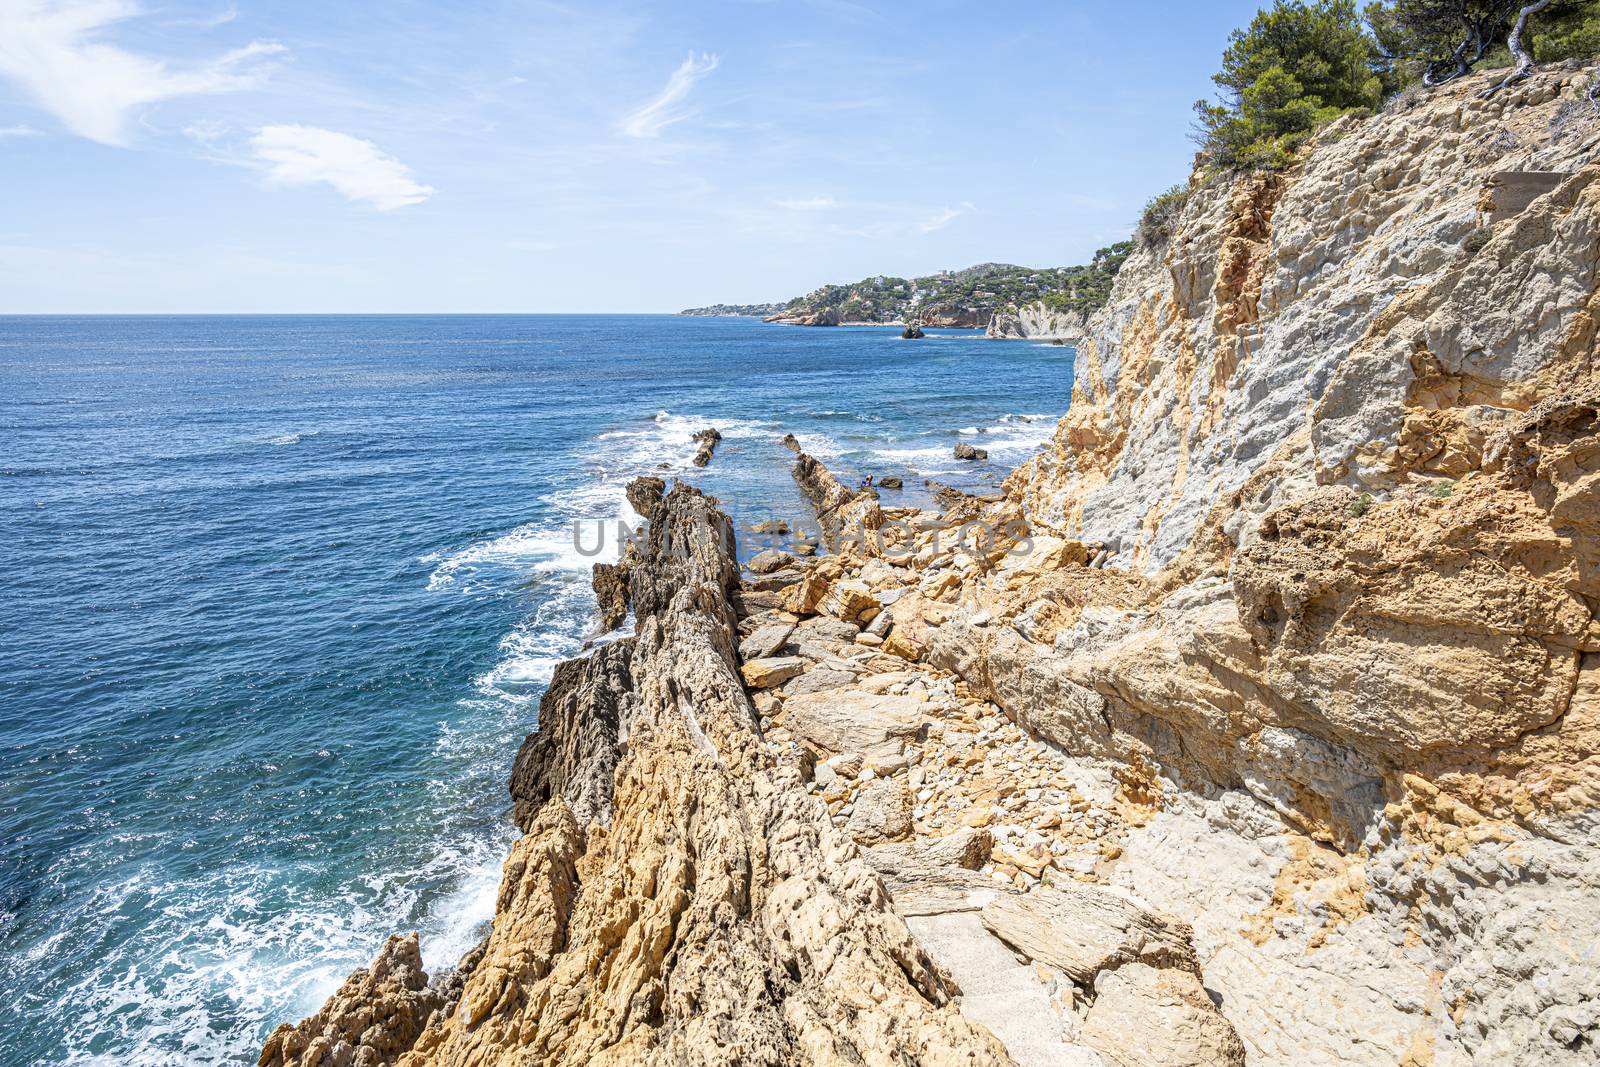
[0,314,1075,1065]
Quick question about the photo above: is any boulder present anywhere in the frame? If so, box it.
[823,579,880,623]
[785,667,857,696]
[739,656,807,689]
[846,779,914,844]
[980,882,1198,985]
[782,689,926,757]
[997,535,1088,585]
[744,567,807,592]
[901,323,925,339]
[953,442,988,461]
[739,621,796,661]
[877,475,904,489]
[748,548,797,574]
[882,632,925,661]
[1078,963,1247,1067]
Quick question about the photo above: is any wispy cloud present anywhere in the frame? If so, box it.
[618,51,719,138]
[774,195,836,210]
[505,238,559,252]
[0,0,282,146]
[918,201,974,233]
[250,124,433,210]
[0,123,42,137]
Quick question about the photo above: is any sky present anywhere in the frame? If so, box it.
[0,0,1266,313]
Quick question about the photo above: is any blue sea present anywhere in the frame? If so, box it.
[0,314,1074,1065]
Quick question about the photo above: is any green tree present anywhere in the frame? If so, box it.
[1195,0,1385,169]
[1366,0,1596,92]
[1366,1,1517,86]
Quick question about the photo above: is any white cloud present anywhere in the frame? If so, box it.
[918,201,974,233]
[0,0,282,146]
[250,125,433,211]
[618,51,718,138]
[0,123,42,137]
[774,195,836,210]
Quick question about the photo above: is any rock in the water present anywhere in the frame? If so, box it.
[690,426,722,467]
[953,442,988,461]
[901,323,926,339]
[258,933,449,1067]
[624,475,664,519]
[750,518,790,534]
[878,475,903,489]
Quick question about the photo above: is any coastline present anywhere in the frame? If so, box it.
[258,64,1600,1067]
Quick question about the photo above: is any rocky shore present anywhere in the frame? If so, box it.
[261,65,1599,1066]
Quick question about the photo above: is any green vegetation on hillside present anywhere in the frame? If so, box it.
[777,259,1133,323]
[1037,244,1134,315]
[1198,0,1598,172]
[1195,0,1385,170]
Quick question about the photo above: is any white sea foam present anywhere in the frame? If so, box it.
[268,430,320,446]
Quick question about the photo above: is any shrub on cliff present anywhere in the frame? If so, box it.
[1138,185,1191,246]
[1195,0,1385,169]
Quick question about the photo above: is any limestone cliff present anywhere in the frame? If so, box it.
[986,304,1088,341]
[905,64,1598,1064]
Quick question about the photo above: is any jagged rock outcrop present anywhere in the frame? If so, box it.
[259,934,455,1067]
[987,304,1087,341]
[789,449,883,550]
[265,483,1014,1066]
[690,426,722,467]
[591,562,630,633]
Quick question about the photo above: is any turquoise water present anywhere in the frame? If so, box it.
[0,314,1074,1065]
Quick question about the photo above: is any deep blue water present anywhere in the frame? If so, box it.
[0,314,1074,1065]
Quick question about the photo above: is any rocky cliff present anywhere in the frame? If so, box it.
[262,64,1598,1067]
[914,64,1598,1063]
[986,304,1089,341]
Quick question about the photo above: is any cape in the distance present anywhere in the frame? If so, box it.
[680,251,1128,339]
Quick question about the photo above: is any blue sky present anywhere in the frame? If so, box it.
[0,1,1264,313]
